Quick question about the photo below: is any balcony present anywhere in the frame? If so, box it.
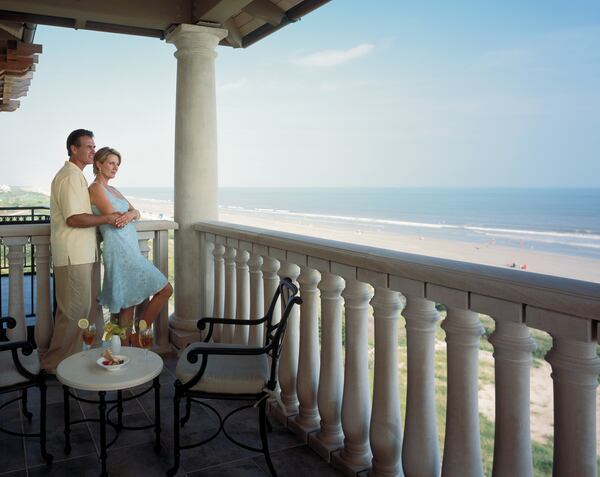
[1,218,599,476]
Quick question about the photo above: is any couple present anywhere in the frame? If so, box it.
[42,129,172,372]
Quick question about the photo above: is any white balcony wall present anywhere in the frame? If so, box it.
[0,221,177,354]
[196,220,600,477]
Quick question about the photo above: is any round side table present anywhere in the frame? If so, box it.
[57,347,163,477]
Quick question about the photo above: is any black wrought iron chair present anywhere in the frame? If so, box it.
[168,277,302,477]
[0,316,52,464]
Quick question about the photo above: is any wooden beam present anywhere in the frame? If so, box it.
[0,98,18,110]
[242,0,285,26]
[223,18,242,48]
[0,57,33,74]
[193,0,252,24]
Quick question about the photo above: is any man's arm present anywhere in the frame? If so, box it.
[66,212,121,228]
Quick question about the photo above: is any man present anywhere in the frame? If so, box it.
[42,129,125,373]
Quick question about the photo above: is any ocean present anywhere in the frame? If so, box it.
[119,187,600,260]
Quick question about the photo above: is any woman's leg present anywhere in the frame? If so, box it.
[140,283,173,327]
[118,307,135,345]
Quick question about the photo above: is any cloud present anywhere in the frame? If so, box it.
[293,43,375,67]
[217,78,247,92]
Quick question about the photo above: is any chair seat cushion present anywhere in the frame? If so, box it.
[176,343,269,395]
[0,349,40,388]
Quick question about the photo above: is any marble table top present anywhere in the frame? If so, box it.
[56,347,163,392]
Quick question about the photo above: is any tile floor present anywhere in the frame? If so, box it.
[0,353,345,477]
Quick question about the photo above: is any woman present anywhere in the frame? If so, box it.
[90,147,172,345]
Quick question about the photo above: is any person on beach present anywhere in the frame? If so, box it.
[89,147,172,345]
[42,130,125,373]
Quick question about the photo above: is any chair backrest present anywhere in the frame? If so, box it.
[264,277,302,388]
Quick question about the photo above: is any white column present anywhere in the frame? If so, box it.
[4,237,27,341]
[441,308,484,477]
[402,296,441,476]
[276,261,301,418]
[488,320,536,477]
[233,249,250,344]
[166,24,228,347]
[289,266,321,440]
[32,236,53,358]
[222,245,237,343]
[211,243,225,342]
[248,253,264,346]
[369,287,404,477]
[332,280,373,475]
[309,273,345,461]
[546,337,600,477]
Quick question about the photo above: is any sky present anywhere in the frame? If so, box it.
[1,0,600,189]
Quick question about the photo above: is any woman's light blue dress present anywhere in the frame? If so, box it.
[92,186,168,313]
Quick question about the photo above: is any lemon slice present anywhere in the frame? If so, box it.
[78,318,89,329]
[138,320,148,332]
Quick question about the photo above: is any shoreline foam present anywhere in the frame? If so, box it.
[132,197,600,284]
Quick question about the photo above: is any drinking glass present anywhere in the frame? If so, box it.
[82,323,96,351]
[139,323,154,361]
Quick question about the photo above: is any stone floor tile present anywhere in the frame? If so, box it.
[27,454,101,477]
[254,446,345,477]
[187,459,268,477]
[23,401,96,467]
[105,442,186,477]
[0,401,26,474]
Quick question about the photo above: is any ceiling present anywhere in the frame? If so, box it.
[0,0,330,111]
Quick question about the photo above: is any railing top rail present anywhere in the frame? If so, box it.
[194,220,600,320]
[0,220,178,238]
[0,206,50,210]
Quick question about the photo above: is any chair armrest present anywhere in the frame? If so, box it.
[0,316,16,342]
[197,316,268,342]
[197,316,267,331]
[0,340,34,354]
[186,344,266,364]
[0,340,39,381]
[0,317,17,328]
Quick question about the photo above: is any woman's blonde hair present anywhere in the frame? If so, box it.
[93,147,122,175]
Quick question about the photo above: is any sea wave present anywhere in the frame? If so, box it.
[465,225,600,241]
[219,205,600,240]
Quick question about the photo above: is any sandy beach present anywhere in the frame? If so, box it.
[134,198,600,284]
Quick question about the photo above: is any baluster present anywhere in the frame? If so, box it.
[276,261,301,418]
[153,229,170,350]
[489,319,536,477]
[309,272,345,461]
[4,237,27,341]
[233,249,250,344]
[31,236,52,358]
[222,245,237,343]
[211,243,225,342]
[332,279,373,474]
[441,307,484,477]
[91,260,104,345]
[546,336,600,476]
[369,287,404,477]
[134,232,152,325]
[402,296,441,476]
[248,253,264,346]
[262,256,280,331]
[289,266,321,440]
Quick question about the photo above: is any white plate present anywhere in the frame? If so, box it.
[96,355,130,371]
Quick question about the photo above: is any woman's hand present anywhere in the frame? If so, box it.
[118,210,139,227]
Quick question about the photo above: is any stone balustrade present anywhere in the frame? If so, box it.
[194,220,600,477]
[0,220,177,356]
